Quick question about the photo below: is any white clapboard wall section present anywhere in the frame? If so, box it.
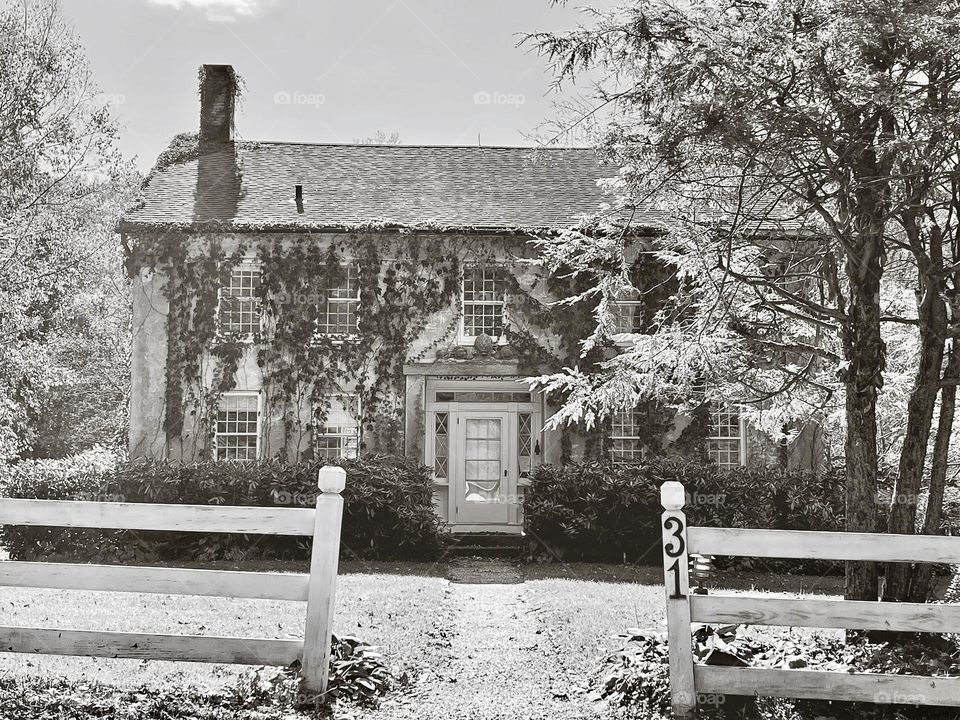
[0,465,346,698]
[660,480,960,719]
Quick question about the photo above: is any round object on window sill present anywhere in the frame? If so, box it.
[474,333,496,356]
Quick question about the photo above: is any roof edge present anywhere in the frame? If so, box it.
[238,139,600,151]
[117,218,658,237]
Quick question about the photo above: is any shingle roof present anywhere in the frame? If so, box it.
[121,141,645,233]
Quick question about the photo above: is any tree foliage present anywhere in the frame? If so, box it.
[526,0,960,600]
[0,0,135,460]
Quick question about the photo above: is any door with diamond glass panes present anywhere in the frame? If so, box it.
[450,410,511,525]
[426,381,541,528]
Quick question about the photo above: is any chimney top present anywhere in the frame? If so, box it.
[199,64,236,148]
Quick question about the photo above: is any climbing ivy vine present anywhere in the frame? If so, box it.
[128,229,710,461]
[131,232,586,459]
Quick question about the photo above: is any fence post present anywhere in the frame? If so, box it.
[299,465,346,704]
[661,480,695,719]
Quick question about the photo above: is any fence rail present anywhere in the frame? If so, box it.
[0,498,317,535]
[0,465,346,698]
[688,525,960,563]
[660,480,960,718]
[0,561,309,600]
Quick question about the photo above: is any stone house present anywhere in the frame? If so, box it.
[120,65,817,534]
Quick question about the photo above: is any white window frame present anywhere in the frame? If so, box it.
[459,265,507,345]
[218,263,262,339]
[611,287,644,336]
[316,264,360,339]
[609,407,646,463]
[313,393,361,459]
[214,390,261,461]
[705,403,747,468]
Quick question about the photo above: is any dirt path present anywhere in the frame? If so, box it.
[355,577,610,720]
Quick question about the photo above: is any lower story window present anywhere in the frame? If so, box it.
[215,392,259,461]
[434,412,449,479]
[518,412,532,479]
[314,395,360,459]
[706,403,744,468]
[610,408,645,462]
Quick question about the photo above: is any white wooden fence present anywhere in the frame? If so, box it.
[0,465,346,699]
[660,480,960,718]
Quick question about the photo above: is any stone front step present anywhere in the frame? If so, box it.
[445,532,524,558]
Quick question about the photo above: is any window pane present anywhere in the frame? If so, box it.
[318,266,360,335]
[612,437,644,462]
[220,267,261,335]
[215,393,259,461]
[706,403,742,467]
[434,412,448,479]
[464,418,501,501]
[612,302,644,334]
[518,413,532,478]
[707,439,741,468]
[314,394,360,459]
[610,408,645,463]
[462,266,505,337]
[463,302,504,337]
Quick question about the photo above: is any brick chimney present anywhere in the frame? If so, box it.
[199,64,235,147]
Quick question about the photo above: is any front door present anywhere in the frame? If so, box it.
[451,410,511,525]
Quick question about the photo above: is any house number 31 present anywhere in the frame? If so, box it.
[663,516,686,600]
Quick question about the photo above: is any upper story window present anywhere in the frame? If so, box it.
[461,266,505,340]
[314,394,360,459]
[219,265,261,336]
[215,391,259,461]
[318,265,360,336]
[706,403,745,468]
[610,407,645,463]
[612,288,644,334]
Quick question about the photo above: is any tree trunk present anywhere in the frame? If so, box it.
[907,341,960,602]
[844,373,880,601]
[884,281,946,601]
[841,234,884,602]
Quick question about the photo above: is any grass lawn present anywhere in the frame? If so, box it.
[0,559,848,719]
[518,563,844,681]
[0,561,450,691]
[521,572,664,687]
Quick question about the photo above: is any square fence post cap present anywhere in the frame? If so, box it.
[317,466,346,493]
[660,481,686,510]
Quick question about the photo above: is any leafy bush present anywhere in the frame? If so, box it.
[229,635,394,710]
[0,455,445,562]
[0,445,123,487]
[326,634,394,702]
[597,625,960,720]
[0,636,394,719]
[523,460,846,565]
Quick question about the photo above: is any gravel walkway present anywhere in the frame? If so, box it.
[355,576,610,720]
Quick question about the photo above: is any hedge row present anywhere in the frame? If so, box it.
[8,453,949,573]
[0,454,445,562]
[522,460,848,570]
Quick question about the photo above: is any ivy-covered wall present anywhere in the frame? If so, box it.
[126,228,820,471]
[128,230,579,462]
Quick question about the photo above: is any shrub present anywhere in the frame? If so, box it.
[597,626,960,720]
[0,444,123,488]
[523,460,846,565]
[0,635,393,718]
[0,455,445,562]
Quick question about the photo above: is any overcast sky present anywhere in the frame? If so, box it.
[62,0,607,171]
